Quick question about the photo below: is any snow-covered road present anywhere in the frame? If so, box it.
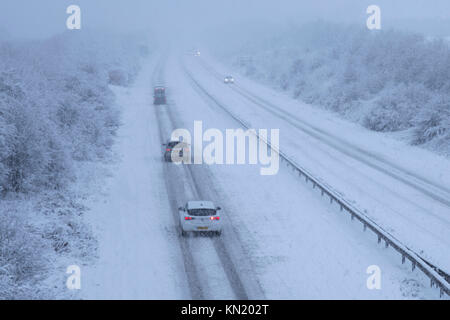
[189,53,450,276]
[80,50,445,299]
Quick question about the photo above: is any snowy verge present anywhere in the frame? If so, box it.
[0,31,149,299]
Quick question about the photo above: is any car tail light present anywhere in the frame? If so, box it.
[185,217,193,220]
[210,217,220,220]
[166,148,171,152]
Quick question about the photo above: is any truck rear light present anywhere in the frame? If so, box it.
[210,217,220,220]
[185,217,193,220]
[166,148,171,152]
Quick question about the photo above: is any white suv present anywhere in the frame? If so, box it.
[179,201,222,236]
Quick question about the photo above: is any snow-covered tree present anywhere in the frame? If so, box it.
[217,22,450,154]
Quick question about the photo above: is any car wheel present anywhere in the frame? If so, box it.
[181,230,187,237]
[215,231,222,236]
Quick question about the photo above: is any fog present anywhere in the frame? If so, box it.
[1,0,450,302]
[1,0,450,40]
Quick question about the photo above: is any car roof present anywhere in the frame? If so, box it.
[187,201,215,210]
[154,86,165,89]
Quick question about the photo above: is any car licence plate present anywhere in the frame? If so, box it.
[197,227,208,230]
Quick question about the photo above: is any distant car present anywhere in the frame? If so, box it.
[194,50,201,57]
[224,76,234,84]
[179,201,222,236]
[153,86,166,105]
[163,140,190,163]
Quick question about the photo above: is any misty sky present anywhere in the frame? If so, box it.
[1,0,449,39]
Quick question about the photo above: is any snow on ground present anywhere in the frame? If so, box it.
[188,52,450,275]
[161,53,440,299]
[75,49,445,300]
[0,160,105,299]
[81,57,189,299]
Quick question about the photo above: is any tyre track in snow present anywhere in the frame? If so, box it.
[162,82,264,300]
[152,54,261,299]
[151,56,204,299]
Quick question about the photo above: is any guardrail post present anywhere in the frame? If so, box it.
[363,223,367,232]
[385,240,389,248]
[402,255,405,264]
[377,235,381,244]
[412,261,416,272]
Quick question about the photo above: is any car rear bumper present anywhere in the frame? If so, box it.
[181,223,222,232]
[165,151,186,162]
[154,98,166,105]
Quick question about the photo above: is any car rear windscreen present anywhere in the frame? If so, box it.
[188,209,216,216]
[168,141,180,148]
